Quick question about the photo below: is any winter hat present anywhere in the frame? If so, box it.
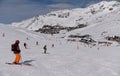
[15,40,20,43]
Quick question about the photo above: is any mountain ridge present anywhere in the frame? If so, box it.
[10,1,120,36]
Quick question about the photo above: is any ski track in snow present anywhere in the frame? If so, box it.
[16,29,42,39]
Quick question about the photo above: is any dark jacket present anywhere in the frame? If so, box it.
[13,43,21,54]
[43,45,47,51]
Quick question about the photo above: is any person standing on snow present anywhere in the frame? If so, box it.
[11,40,21,64]
[24,42,27,49]
[36,41,38,45]
[43,45,47,54]
[2,33,5,37]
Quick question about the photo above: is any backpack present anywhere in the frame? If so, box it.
[11,44,16,51]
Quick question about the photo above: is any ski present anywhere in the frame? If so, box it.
[6,62,32,66]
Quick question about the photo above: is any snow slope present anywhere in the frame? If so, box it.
[66,6,120,40]
[11,1,120,31]
[0,20,120,76]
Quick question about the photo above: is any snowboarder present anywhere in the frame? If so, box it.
[43,45,47,54]
[11,40,21,64]
[24,42,27,49]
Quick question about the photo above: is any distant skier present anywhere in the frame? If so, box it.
[26,37,29,40]
[52,44,54,48]
[11,40,21,64]
[36,41,38,45]
[43,45,47,54]
[24,42,27,49]
[2,33,5,37]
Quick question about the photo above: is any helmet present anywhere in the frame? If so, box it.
[15,40,20,44]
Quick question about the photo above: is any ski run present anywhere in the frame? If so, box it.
[0,24,119,76]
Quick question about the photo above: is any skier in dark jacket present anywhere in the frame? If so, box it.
[36,41,38,45]
[11,40,21,64]
[43,45,47,54]
[24,42,27,49]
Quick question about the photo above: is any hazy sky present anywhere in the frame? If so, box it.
[0,0,118,24]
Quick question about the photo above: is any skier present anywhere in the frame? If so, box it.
[11,40,21,64]
[2,33,5,37]
[26,37,29,40]
[43,45,47,54]
[36,41,38,45]
[52,44,54,48]
[24,42,27,49]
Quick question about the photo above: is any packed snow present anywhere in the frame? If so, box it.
[0,22,120,76]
